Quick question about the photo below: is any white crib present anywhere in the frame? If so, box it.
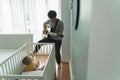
[0,34,33,64]
[0,43,56,80]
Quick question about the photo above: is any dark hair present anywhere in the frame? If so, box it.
[48,10,57,18]
[22,56,29,65]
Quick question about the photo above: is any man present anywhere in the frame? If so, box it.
[33,10,64,68]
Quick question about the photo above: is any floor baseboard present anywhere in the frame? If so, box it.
[62,59,70,62]
[69,60,73,80]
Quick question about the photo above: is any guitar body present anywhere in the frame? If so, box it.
[42,22,64,40]
[42,25,51,38]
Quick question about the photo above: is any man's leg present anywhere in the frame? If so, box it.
[55,40,62,65]
[34,38,54,53]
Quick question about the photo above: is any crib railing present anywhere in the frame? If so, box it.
[43,44,56,80]
[0,43,29,75]
[28,43,53,55]
[0,43,55,80]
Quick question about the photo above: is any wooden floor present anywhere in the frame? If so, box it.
[36,55,71,80]
[56,62,71,80]
[35,55,48,62]
[35,54,48,67]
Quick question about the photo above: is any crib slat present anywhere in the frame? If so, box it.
[14,54,18,74]
[12,56,16,74]
[11,57,14,74]
[1,65,5,75]
[8,59,11,74]
[41,46,43,54]
[46,45,48,54]
[17,51,22,73]
[11,57,15,74]
[5,62,8,74]
[44,45,46,54]
[10,57,14,74]
[7,60,11,74]
[48,45,50,54]
[3,64,6,75]
[17,51,21,73]
[17,51,21,62]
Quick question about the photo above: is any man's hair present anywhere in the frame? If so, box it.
[48,10,57,18]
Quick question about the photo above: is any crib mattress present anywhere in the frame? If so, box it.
[0,49,17,64]
[21,70,43,75]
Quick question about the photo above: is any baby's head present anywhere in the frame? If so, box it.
[22,56,32,65]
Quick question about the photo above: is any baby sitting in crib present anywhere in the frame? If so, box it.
[22,56,44,72]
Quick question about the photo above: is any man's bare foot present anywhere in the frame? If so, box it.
[31,52,36,57]
[58,64,62,69]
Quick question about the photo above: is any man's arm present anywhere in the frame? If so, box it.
[57,21,64,34]
[49,21,64,37]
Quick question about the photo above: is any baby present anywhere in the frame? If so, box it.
[22,56,39,72]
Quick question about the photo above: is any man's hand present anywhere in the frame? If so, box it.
[48,32,57,36]
[43,30,48,34]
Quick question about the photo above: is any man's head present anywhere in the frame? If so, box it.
[48,10,57,23]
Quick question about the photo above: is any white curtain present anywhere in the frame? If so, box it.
[0,0,61,42]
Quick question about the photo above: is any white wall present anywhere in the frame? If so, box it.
[0,34,33,49]
[61,0,71,61]
[87,0,120,80]
[70,0,92,80]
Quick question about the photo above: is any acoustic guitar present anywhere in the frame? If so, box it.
[42,24,64,39]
